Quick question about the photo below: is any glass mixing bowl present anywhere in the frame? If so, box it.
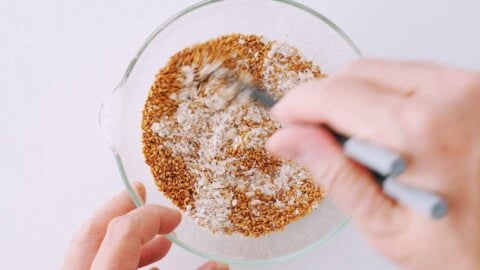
[99,0,361,265]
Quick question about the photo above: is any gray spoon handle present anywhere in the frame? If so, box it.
[343,138,406,177]
[383,178,448,219]
[247,87,448,219]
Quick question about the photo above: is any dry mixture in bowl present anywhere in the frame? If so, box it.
[142,34,326,237]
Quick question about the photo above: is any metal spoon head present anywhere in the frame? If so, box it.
[247,87,277,108]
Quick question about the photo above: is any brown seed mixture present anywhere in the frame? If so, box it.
[142,34,326,237]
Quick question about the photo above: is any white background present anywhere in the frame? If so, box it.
[1,0,479,269]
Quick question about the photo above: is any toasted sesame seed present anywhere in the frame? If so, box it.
[142,34,325,237]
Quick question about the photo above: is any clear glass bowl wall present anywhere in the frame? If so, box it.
[100,0,361,265]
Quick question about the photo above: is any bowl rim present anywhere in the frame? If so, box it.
[99,0,361,265]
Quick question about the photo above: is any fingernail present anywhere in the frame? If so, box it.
[197,261,229,270]
[270,105,290,126]
[169,208,183,222]
[266,135,302,161]
[298,140,320,163]
[133,182,146,202]
[165,207,182,217]
[214,263,229,270]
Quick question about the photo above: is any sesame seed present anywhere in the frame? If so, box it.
[142,34,325,237]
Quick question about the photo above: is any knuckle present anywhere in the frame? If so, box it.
[436,69,480,100]
[287,79,318,99]
[107,216,136,236]
[320,74,352,93]
[417,107,438,133]
[312,154,371,211]
[455,73,480,99]
[398,101,438,139]
[312,155,350,191]
[401,60,437,70]
[397,71,480,143]
[77,218,103,240]
[320,76,339,90]
[342,59,367,74]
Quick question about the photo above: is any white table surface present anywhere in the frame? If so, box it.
[2,0,479,269]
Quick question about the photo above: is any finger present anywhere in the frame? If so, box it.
[90,205,181,270]
[197,261,230,270]
[61,182,145,270]
[266,125,396,220]
[138,235,172,268]
[339,59,441,94]
[272,77,403,146]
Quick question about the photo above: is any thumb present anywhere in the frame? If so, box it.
[267,125,395,220]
